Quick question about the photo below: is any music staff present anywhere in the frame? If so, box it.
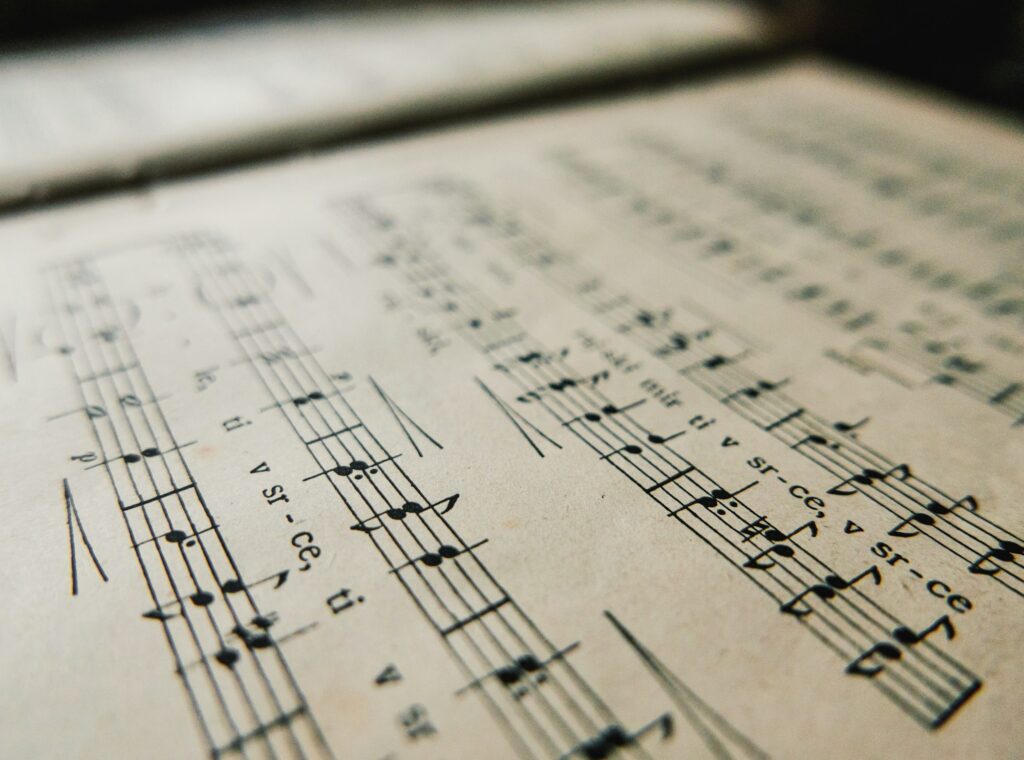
[346,193,985,731]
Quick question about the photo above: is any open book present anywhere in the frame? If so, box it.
[2,3,1022,759]
[0,1,769,207]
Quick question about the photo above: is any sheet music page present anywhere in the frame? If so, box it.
[2,58,1022,759]
[0,0,766,207]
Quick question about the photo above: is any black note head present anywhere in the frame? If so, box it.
[496,666,521,685]
[824,574,848,589]
[876,642,902,660]
[812,584,837,600]
[990,547,1014,562]
[248,633,272,649]
[215,648,240,667]
[892,627,918,645]
[854,469,883,485]
[516,654,543,672]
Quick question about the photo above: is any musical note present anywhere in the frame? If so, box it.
[517,350,546,365]
[214,648,241,668]
[232,623,273,650]
[887,512,937,537]
[392,540,487,573]
[142,606,177,622]
[647,430,685,444]
[834,417,870,435]
[891,614,955,645]
[791,433,830,449]
[189,590,215,607]
[743,520,818,569]
[667,482,757,514]
[565,716,674,760]
[350,494,460,533]
[219,569,289,593]
[924,494,978,516]
[967,541,1024,576]
[654,331,691,356]
[635,308,671,328]
[779,565,881,617]
[845,642,901,678]
[847,615,957,678]
[826,464,911,496]
[458,643,580,696]
[723,379,787,402]
[885,494,977,534]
